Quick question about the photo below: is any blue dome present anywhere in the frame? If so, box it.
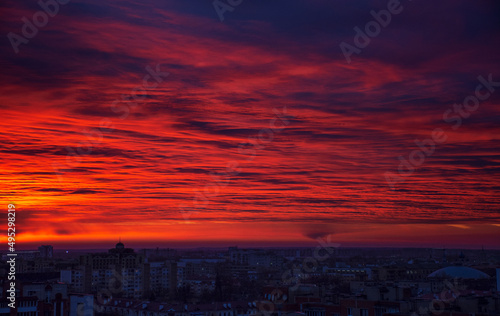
[428,266,489,279]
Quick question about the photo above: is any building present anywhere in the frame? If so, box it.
[38,245,53,259]
[0,297,38,316]
[60,267,86,293]
[497,268,500,292]
[80,242,149,298]
[229,247,283,268]
[428,266,490,279]
[149,260,177,298]
[96,299,256,316]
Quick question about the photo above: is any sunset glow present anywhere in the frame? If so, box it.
[2,0,500,249]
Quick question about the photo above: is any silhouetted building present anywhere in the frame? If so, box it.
[38,245,53,259]
[80,242,148,298]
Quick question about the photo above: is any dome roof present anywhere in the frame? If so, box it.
[428,266,489,279]
[116,242,125,249]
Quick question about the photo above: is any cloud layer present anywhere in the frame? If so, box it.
[1,0,500,248]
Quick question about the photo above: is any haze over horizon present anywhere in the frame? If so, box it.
[2,0,500,249]
[15,240,500,252]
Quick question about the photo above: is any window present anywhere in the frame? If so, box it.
[360,309,368,316]
[347,308,352,316]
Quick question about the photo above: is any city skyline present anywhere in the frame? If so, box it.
[1,0,500,249]
[3,240,499,315]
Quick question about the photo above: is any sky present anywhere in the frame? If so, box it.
[1,0,500,249]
